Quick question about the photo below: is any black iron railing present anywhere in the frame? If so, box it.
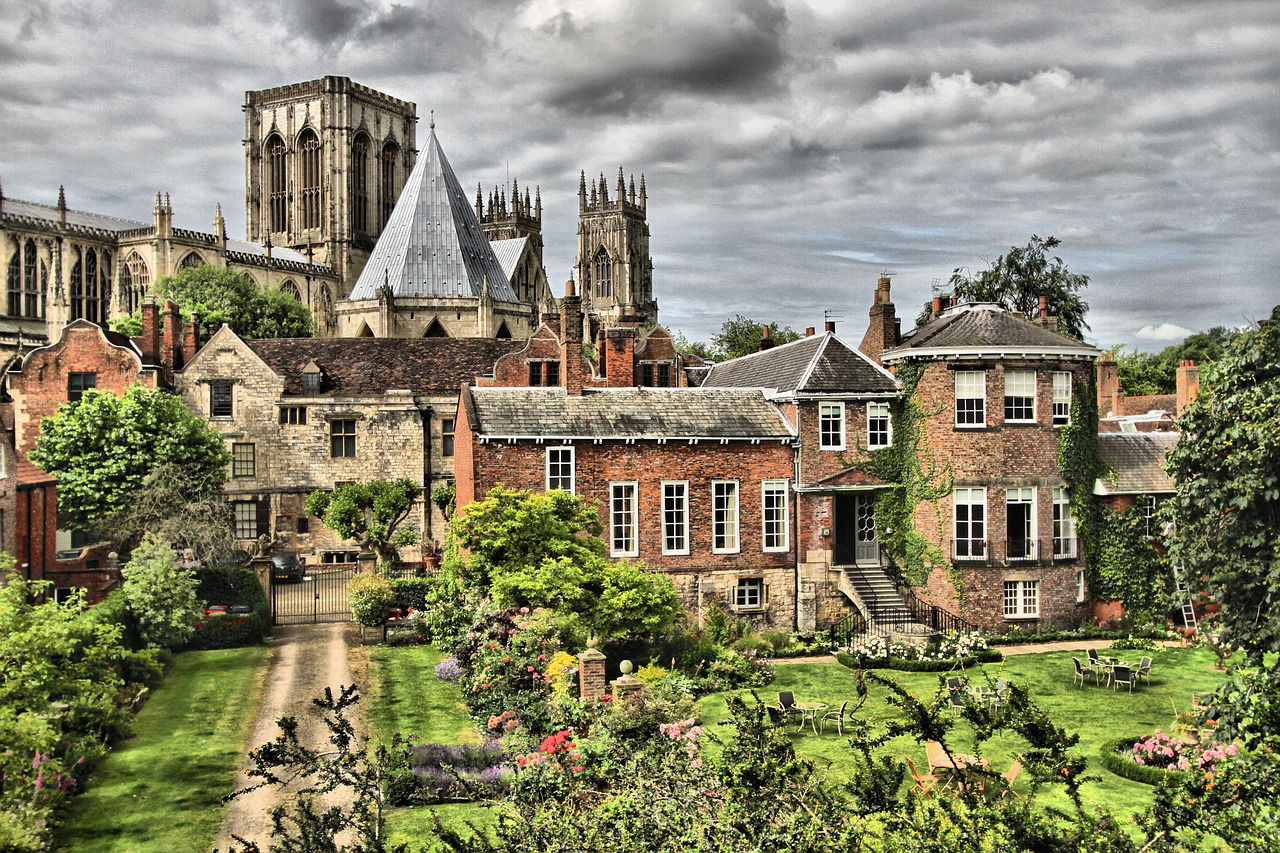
[904,592,978,636]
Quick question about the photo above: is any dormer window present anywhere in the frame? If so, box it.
[302,360,323,394]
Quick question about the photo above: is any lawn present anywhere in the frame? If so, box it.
[54,645,269,853]
[697,646,1225,818]
[366,645,501,847]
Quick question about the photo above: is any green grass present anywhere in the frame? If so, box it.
[54,645,269,853]
[697,646,1225,818]
[366,645,500,845]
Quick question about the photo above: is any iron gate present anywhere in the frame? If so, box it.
[271,563,357,625]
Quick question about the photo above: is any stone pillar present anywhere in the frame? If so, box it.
[577,647,606,701]
[610,659,643,701]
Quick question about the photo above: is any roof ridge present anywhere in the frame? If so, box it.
[712,332,822,366]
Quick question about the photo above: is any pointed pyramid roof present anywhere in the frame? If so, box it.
[348,127,518,302]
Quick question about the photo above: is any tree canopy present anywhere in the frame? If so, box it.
[931,235,1090,340]
[111,264,313,339]
[29,384,230,527]
[674,315,802,362]
[305,479,420,566]
[1114,326,1239,396]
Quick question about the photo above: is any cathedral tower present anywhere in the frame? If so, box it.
[478,179,548,307]
[575,167,655,328]
[243,76,417,301]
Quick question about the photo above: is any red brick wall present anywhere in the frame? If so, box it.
[14,483,57,584]
[487,328,562,386]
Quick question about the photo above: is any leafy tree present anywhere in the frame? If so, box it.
[93,462,237,564]
[120,532,202,649]
[451,486,681,639]
[712,314,802,361]
[670,330,717,361]
[305,479,420,567]
[110,265,312,339]
[936,235,1090,340]
[1114,326,1239,396]
[29,384,231,527]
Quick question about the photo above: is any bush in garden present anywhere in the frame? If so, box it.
[188,566,270,649]
[348,574,396,627]
[545,651,579,695]
[187,612,269,651]
[453,605,562,733]
[120,532,203,649]
[404,742,513,804]
[387,576,439,613]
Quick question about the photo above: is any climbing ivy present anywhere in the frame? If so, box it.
[844,359,953,589]
[1056,377,1106,570]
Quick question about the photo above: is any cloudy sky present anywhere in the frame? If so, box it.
[3,0,1277,349]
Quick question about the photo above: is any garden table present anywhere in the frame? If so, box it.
[1098,657,1129,686]
[794,702,828,734]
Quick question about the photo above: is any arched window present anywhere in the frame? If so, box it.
[99,251,111,323]
[7,240,19,316]
[22,239,38,319]
[120,262,134,314]
[422,318,448,338]
[280,280,301,301]
[351,133,370,233]
[266,133,288,233]
[593,247,612,298]
[315,284,334,335]
[298,128,322,230]
[70,250,84,321]
[123,251,150,315]
[84,249,99,323]
[379,141,400,228]
[179,252,203,269]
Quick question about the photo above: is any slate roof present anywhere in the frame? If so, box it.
[488,236,527,282]
[885,303,1097,357]
[703,333,898,394]
[347,128,518,303]
[468,387,795,439]
[225,238,309,265]
[1094,432,1179,495]
[3,197,148,232]
[244,337,525,396]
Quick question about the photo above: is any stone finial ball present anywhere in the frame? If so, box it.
[620,660,634,675]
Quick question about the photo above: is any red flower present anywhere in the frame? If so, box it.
[572,766,584,773]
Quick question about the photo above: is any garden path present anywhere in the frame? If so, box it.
[772,639,1184,665]
[213,622,365,851]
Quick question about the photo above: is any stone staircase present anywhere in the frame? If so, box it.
[837,563,929,637]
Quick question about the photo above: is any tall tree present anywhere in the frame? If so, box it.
[712,314,802,360]
[305,479,420,567]
[111,265,313,339]
[943,235,1090,340]
[29,384,230,527]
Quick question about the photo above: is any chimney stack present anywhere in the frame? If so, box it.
[1175,359,1200,417]
[758,325,776,351]
[559,277,587,394]
[141,297,160,364]
[182,313,201,365]
[161,299,183,376]
[805,326,815,337]
[1097,353,1122,418]
[1036,295,1053,328]
[824,319,836,334]
[859,275,899,364]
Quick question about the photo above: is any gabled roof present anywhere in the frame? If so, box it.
[1094,432,1179,495]
[488,236,528,282]
[703,333,898,395]
[467,387,795,439]
[347,128,518,303]
[243,337,525,396]
[884,303,1098,360]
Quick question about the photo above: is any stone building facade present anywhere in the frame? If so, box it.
[175,328,523,561]
[575,169,656,331]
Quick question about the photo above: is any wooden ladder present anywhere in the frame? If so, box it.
[1174,566,1197,629]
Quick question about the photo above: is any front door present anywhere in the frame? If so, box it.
[834,493,879,565]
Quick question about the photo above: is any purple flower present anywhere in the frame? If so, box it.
[434,657,464,683]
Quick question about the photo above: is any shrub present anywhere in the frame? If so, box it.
[121,533,202,650]
[388,576,439,613]
[546,651,579,695]
[1109,635,1159,652]
[187,612,269,650]
[636,663,669,689]
[454,606,562,733]
[835,649,1001,672]
[348,574,395,627]
[434,657,464,683]
[406,742,513,803]
[188,567,269,649]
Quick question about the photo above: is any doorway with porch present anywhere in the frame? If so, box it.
[834,492,879,565]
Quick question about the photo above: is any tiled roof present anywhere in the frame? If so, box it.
[468,387,795,439]
[244,337,525,396]
[347,128,518,303]
[703,333,898,394]
[886,304,1097,356]
[3,197,148,232]
[1094,432,1179,495]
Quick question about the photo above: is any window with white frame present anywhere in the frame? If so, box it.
[1004,370,1036,422]
[734,577,765,611]
[762,480,789,552]
[1076,570,1087,603]
[819,402,845,450]
[1006,487,1036,560]
[662,481,689,555]
[1052,372,1072,426]
[1053,487,1077,557]
[953,487,986,559]
[712,480,740,553]
[1004,579,1039,617]
[233,501,258,540]
[546,446,575,493]
[609,482,638,557]
[867,402,892,448]
[954,371,986,426]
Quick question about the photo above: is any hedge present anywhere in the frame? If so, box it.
[1099,736,1183,786]
[835,648,1003,672]
[987,626,1171,646]
[388,577,439,613]
[190,567,270,649]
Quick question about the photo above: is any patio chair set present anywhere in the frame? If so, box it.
[903,741,1022,798]
[774,691,850,735]
[1072,649,1153,691]
[945,676,1010,712]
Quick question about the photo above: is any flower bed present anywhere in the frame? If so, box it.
[835,632,1002,671]
[986,625,1170,646]
[1100,732,1239,786]
[403,742,513,803]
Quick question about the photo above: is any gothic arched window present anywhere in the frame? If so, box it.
[84,249,99,323]
[71,251,84,321]
[280,279,301,301]
[352,133,370,234]
[298,128,322,230]
[593,247,612,298]
[123,251,150,315]
[179,251,203,269]
[379,141,400,228]
[6,242,19,316]
[266,133,288,233]
[120,262,134,314]
[23,239,38,319]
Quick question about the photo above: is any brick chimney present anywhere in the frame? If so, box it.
[559,277,587,395]
[858,275,899,364]
[805,326,816,337]
[1097,354,1122,418]
[1175,359,1199,417]
[603,327,637,387]
[824,319,836,334]
[758,325,775,351]
[160,299,182,374]
[182,313,201,365]
[1035,295,1054,328]
[140,297,160,364]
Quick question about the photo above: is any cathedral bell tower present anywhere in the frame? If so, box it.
[575,167,655,328]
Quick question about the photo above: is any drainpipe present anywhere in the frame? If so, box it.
[793,435,802,632]
[414,400,434,543]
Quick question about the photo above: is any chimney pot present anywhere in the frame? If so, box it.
[805,326,815,337]
[1038,295,1049,319]
[824,320,836,334]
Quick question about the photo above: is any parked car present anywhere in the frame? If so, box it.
[271,553,304,582]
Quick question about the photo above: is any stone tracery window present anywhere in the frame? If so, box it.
[179,251,203,269]
[352,133,370,233]
[266,133,288,233]
[121,251,150,315]
[379,141,400,229]
[315,283,334,334]
[593,246,611,298]
[280,280,302,302]
[84,249,99,323]
[70,251,84,321]
[298,128,322,230]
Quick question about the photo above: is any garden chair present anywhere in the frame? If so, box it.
[765,706,786,727]
[777,691,801,722]
[902,755,938,798]
[1085,649,1108,685]
[1072,657,1099,687]
[1135,657,1153,684]
[998,756,1024,799]
[1111,665,1136,693]
[820,700,848,735]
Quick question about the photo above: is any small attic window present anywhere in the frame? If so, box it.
[302,360,323,393]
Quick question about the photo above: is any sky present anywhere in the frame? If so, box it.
[2,0,1277,351]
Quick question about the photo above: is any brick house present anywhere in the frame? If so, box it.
[0,303,190,601]
[175,329,523,561]
[873,289,1101,630]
